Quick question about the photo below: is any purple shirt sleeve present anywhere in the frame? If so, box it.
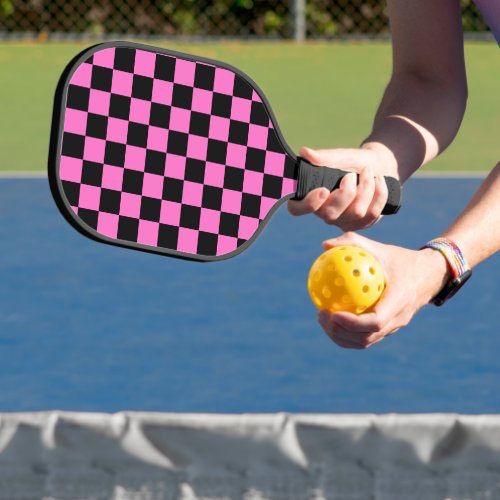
[473,0,500,45]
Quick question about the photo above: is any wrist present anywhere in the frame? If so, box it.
[417,248,453,304]
[360,141,399,178]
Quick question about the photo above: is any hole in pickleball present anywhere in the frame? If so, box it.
[322,286,331,299]
[334,277,344,286]
[333,303,341,311]
[352,269,360,277]
[362,285,369,293]
[378,284,382,291]
[359,251,366,257]
[342,295,351,304]
[344,256,352,262]
[313,271,321,282]
[356,306,366,314]
[369,267,375,275]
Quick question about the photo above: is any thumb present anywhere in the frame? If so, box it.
[299,147,365,170]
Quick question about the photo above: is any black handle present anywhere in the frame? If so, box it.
[293,157,402,215]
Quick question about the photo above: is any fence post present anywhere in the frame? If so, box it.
[292,0,306,42]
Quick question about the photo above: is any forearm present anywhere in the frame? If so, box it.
[362,73,467,182]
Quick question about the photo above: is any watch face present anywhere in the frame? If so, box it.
[432,269,472,306]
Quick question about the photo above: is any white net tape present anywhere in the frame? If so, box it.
[1,412,500,499]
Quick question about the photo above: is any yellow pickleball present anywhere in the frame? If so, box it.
[308,245,385,314]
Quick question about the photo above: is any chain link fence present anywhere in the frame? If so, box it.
[0,0,490,40]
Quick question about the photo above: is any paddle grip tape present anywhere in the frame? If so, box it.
[293,157,401,215]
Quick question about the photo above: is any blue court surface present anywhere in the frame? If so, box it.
[0,176,498,413]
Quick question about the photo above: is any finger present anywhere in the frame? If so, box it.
[322,231,370,251]
[342,165,376,221]
[362,174,389,225]
[299,146,367,170]
[288,187,330,216]
[319,311,370,348]
[315,172,357,224]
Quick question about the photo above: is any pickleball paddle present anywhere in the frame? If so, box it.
[49,41,401,261]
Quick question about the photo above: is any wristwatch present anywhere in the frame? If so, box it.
[421,238,472,306]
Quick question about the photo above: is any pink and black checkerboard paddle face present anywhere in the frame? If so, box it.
[49,41,401,261]
[49,41,300,261]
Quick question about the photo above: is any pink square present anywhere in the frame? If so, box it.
[213,68,235,95]
[60,156,83,183]
[129,98,151,125]
[204,162,225,187]
[93,47,115,68]
[226,143,247,169]
[221,189,242,215]
[252,90,262,102]
[152,80,173,105]
[97,212,119,239]
[164,154,185,180]
[170,107,191,133]
[247,124,269,150]
[137,219,160,246]
[260,196,276,220]
[209,116,230,141]
[174,59,196,86]
[160,200,181,226]
[102,165,124,191]
[124,146,146,171]
[216,235,238,256]
[64,109,87,136]
[177,227,199,254]
[111,70,133,96]
[88,89,110,115]
[84,137,106,163]
[120,192,142,218]
[142,172,164,199]
[70,63,92,87]
[230,97,251,122]
[134,50,156,78]
[106,117,128,143]
[147,127,169,152]
[199,208,220,234]
[264,151,285,177]
[187,135,208,161]
[238,216,259,240]
[281,178,297,197]
[78,184,101,211]
[192,88,213,114]
[243,170,264,195]
[182,181,204,207]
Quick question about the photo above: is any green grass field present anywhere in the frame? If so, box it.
[0,41,497,173]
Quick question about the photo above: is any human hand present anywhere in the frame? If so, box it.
[288,145,398,231]
[316,232,451,349]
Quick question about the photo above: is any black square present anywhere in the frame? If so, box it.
[91,66,113,92]
[61,132,85,159]
[262,174,283,199]
[150,103,171,129]
[241,193,261,218]
[104,141,126,167]
[99,188,121,214]
[202,186,223,210]
[207,140,227,165]
[172,84,193,110]
[284,156,296,179]
[109,94,131,120]
[224,166,244,191]
[189,112,210,137]
[132,75,153,101]
[140,197,162,222]
[266,129,283,153]
[122,169,144,195]
[250,101,269,126]
[157,224,179,250]
[81,161,103,186]
[66,85,90,111]
[211,93,232,118]
[162,177,183,203]
[197,231,218,256]
[233,76,253,100]
[145,150,166,175]
[127,122,149,148]
[184,158,205,183]
[61,180,80,206]
[228,121,249,146]
[219,212,240,237]
[166,131,188,156]
[117,216,139,242]
[78,208,99,229]
[114,47,136,73]
[194,64,215,91]
[154,55,176,82]
[180,205,201,230]
[245,147,266,172]
[86,113,108,139]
